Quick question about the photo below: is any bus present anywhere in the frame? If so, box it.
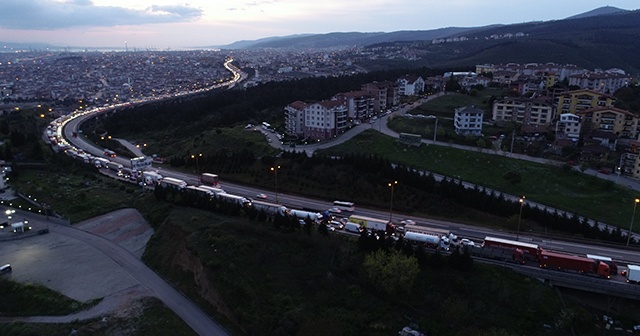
[333,200,355,212]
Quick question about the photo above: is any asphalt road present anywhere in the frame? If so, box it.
[0,207,228,336]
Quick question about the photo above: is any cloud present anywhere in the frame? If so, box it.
[0,0,203,30]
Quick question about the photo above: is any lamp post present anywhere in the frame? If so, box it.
[517,196,525,240]
[191,153,202,173]
[628,198,640,246]
[271,165,281,203]
[388,181,398,222]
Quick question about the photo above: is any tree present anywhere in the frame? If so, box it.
[361,250,419,296]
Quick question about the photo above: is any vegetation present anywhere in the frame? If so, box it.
[0,277,93,316]
[141,202,633,336]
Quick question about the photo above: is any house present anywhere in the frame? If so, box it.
[555,113,582,140]
[454,105,484,136]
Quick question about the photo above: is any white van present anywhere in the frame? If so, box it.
[0,264,11,274]
[344,222,362,234]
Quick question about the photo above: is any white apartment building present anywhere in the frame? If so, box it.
[284,101,307,137]
[334,91,375,120]
[454,105,484,136]
[397,75,425,96]
[568,70,630,94]
[555,113,581,140]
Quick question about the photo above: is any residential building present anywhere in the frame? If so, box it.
[334,91,375,120]
[576,106,639,139]
[454,105,484,136]
[303,100,348,141]
[397,75,425,96]
[555,89,616,115]
[361,81,399,113]
[492,98,555,126]
[284,101,307,137]
[555,113,582,140]
[568,70,630,94]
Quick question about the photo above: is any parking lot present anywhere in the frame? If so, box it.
[0,208,153,302]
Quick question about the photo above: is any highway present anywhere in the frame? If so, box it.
[49,62,640,326]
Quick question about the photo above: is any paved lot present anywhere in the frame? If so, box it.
[0,208,152,302]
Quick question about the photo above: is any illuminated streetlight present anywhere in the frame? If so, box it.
[191,153,202,173]
[628,198,640,246]
[517,196,525,240]
[270,165,281,203]
[388,181,398,222]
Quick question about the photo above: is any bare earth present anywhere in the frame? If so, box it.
[0,208,154,320]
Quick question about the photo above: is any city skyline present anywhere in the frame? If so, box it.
[1,0,639,50]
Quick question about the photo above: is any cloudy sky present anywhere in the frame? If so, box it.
[1,0,638,49]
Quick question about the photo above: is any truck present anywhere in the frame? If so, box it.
[586,254,619,275]
[216,193,251,206]
[482,236,541,261]
[142,171,163,186]
[93,157,110,169]
[200,173,220,187]
[539,250,611,279]
[160,177,187,190]
[251,200,288,216]
[289,209,323,223]
[197,185,226,195]
[468,245,525,264]
[624,265,640,284]
[106,161,124,172]
[403,231,450,250]
[348,214,395,234]
[185,185,214,198]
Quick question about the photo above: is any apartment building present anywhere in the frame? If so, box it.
[576,106,640,139]
[568,70,630,94]
[361,81,399,113]
[303,100,348,141]
[555,113,582,140]
[492,98,555,126]
[334,91,375,120]
[397,75,425,96]
[555,89,616,115]
[284,101,307,137]
[454,105,484,136]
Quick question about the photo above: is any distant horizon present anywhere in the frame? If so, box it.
[1,1,638,50]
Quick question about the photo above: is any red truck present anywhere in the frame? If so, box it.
[539,251,611,279]
[482,237,541,261]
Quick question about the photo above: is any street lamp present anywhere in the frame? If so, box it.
[388,181,398,222]
[517,196,525,240]
[191,153,202,173]
[628,198,640,246]
[426,115,438,144]
[271,165,281,203]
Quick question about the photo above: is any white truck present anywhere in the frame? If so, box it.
[288,209,323,223]
[217,193,251,206]
[625,265,640,284]
[160,177,187,190]
[348,214,394,233]
[93,157,110,168]
[404,231,451,250]
[142,171,163,186]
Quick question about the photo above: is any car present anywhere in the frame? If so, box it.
[400,219,416,226]
[327,207,342,214]
[0,264,11,275]
[256,193,268,199]
[460,238,475,247]
[329,220,344,230]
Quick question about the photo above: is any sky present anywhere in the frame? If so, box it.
[1,0,639,49]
